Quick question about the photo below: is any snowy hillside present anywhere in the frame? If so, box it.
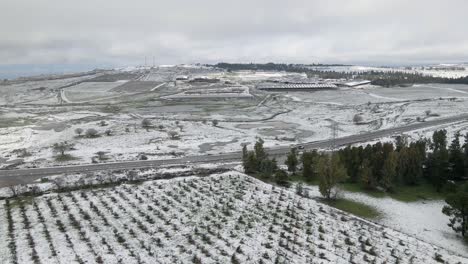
[0,172,465,263]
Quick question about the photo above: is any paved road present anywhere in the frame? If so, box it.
[1,114,467,187]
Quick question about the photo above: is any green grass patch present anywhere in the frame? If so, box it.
[387,183,445,202]
[340,183,386,198]
[289,173,319,185]
[340,182,444,202]
[7,197,35,208]
[323,198,380,219]
[55,154,78,162]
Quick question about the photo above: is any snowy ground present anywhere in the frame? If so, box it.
[302,184,468,257]
[0,171,466,264]
[2,66,468,169]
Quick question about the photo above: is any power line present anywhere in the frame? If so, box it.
[331,120,338,152]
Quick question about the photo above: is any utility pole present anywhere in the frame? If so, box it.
[331,120,338,153]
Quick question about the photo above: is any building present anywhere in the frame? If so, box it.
[256,83,337,91]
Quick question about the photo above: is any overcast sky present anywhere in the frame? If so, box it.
[1,0,468,69]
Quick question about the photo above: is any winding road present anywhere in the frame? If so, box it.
[1,114,468,187]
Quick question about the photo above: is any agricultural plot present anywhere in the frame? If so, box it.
[0,74,101,105]
[63,82,125,103]
[84,72,139,82]
[0,172,465,264]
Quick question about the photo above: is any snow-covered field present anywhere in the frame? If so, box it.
[3,69,468,169]
[301,184,468,257]
[0,171,466,264]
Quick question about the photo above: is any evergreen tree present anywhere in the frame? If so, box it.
[241,138,279,179]
[275,169,289,187]
[318,154,347,200]
[259,158,277,179]
[432,130,448,151]
[382,142,395,160]
[381,151,398,191]
[254,138,267,164]
[302,150,318,182]
[242,144,248,167]
[463,132,468,178]
[338,146,362,183]
[360,159,374,189]
[395,135,408,152]
[285,148,298,174]
[244,152,257,174]
[370,142,384,184]
[398,146,423,185]
[442,183,468,238]
[449,132,465,181]
[428,130,449,191]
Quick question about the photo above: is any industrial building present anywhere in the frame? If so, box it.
[256,82,337,91]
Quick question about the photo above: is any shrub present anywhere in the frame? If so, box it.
[353,114,364,124]
[142,118,152,130]
[86,128,99,138]
[168,130,179,139]
[74,128,83,136]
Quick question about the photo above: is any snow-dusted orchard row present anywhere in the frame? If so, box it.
[0,172,466,264]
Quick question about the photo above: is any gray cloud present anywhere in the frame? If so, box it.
[1,0,468,67]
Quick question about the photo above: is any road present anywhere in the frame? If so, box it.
[1,114,467,187]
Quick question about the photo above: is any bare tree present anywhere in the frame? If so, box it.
[86,128,99,138]
[128,170,138,181]
[52,141,75,157]
[75,176,86,187]
[51,177,67,190]
[74,128,84,136]
[142,118,152,131]
[8,184,26,197]
[29,185,41,196]
[95,173,106,185]
[168,130,179,140]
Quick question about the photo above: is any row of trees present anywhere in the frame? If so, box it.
[242,139,288,186]
[213,62,468,87]
[334,131,468,192]
[242,132,468,238]
[242,139,347,199]
[74,128,108,137]
[285,131,468,194]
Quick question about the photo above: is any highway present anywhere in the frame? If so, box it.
[1,113,467,187]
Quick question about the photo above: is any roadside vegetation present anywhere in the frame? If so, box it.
[323,199,380,219]
[242,139,379,219]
